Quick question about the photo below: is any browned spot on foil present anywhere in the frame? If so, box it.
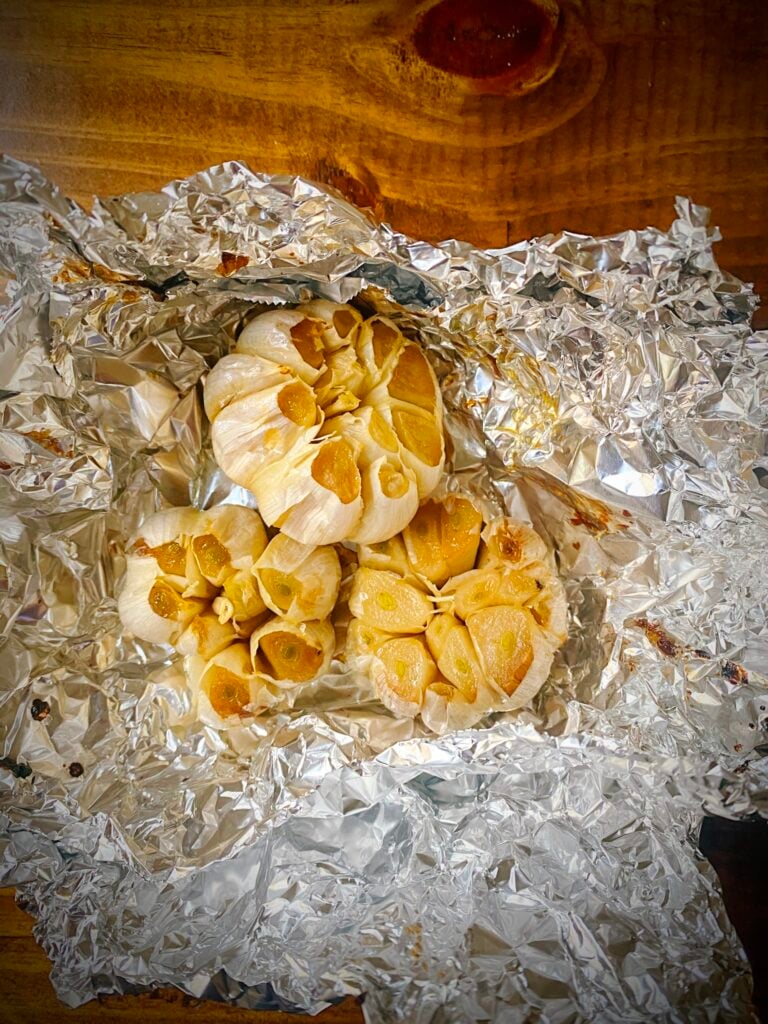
[631,617,683,659]
[216,252,250,276]
[30,698,50,721]
[68,761,84,778]
[722,660,749,686]
[22,429,74,458]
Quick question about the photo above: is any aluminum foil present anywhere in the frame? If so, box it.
[0,156,766,1022]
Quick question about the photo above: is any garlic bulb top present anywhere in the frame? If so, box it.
[347,496,567,733]
[204,303,445,547]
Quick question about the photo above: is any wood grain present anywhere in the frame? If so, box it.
[0,888,363,1023]
[0,0,766,321]
[0,2,766,1020]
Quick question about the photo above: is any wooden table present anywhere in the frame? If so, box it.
[0,0,766,1021]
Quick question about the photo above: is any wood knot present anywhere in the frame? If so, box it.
[413,0,562,92]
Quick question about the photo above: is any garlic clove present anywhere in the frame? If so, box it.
[250,617,335,685]
[236,309,326,384]
[369,635,437,719]
[448,566,541,620]
[191,505,268,585]
[355,315,404,387]
[118,557,207,646]
[348,457,419,545]
[319,405,399,468]
[356,534,411,577]
[254,533,341,622]
[203,353,294,420]
[465,605,540,699]
[296,300,363,351]
[366,395,444,499]
[212,566,269,626]
[345,618,392,659]
[478,518,548,570]
[191,642,278,727]
[176,611,237,660]
[251,437,363,545]
[348,567,433,634]
[424,613,484,702]
[384,342,440,413]
[210,381,322,492]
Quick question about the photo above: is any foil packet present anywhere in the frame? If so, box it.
[0,156,766,1022]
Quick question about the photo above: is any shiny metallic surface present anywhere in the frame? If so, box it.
[0,157,765,1020]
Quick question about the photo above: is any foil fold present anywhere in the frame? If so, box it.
[0,156,766,1021]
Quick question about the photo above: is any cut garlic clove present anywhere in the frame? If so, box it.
[384,342,440,413]
[250,617,335,685]
[213,567,269,625]
[236,309,326,383]
[479,518,548,569]
[348,457,418,545]
[448,566,541,620]
[356,315,404,386]
[402,494,482,586]
[118,557,207,646]
[356,534,411,577]
[465,605,539,699]
[369,635,437,719]
[203,353,294,420]
[348,567,433,634]
[176,611,237,660]
[251,437,363,545]
[379,402,444,498]
[191,642,278,727]
[296,300,363,350]
[319,405,399,468]
[425,613,483,702]
[210,380,321,491]
[255,533,341,622]
[191,505,268,585]
[345,618,392,658]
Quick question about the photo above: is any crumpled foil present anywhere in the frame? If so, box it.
[1,156,766,1022]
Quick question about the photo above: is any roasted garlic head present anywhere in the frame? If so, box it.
[118,506,342,727]
[348,496,567,732]
[204,302,445,546]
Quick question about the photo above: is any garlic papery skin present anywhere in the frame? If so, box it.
[349,457,419,545]
[254,534,341,623]
[209,382,322,493]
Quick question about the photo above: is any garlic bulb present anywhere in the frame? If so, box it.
[204,302,445,545]
[120,505,343,728]
[118,505,270,652]
[346,496,567,733]
[254,533,341,622]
